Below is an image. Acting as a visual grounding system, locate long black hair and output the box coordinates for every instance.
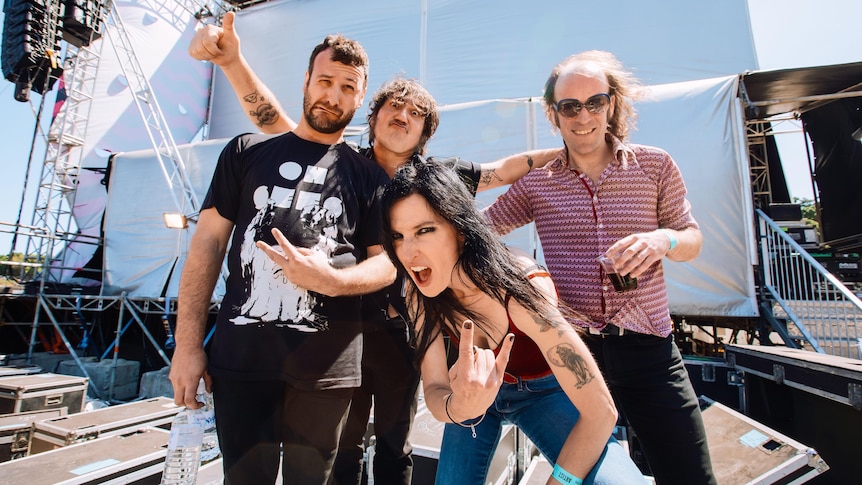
[381,157,569,365]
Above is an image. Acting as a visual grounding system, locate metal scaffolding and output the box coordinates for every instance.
[2,0,231,399]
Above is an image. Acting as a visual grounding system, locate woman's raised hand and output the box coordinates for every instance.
[446,320,515,421]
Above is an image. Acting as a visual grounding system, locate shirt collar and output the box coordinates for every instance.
[608,134,636,170]
[547,134,637,173]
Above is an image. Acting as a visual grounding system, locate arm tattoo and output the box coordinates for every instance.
[479,169,503,187]
[242,90,262,104]
[242,90,280,127]
[530,313,553,333]
[526,156,534,169]
[249,104,280,127]
[530,313,569,339]
[546,343,595,389]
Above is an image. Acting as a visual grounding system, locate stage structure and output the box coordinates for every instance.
[1,0,226,390]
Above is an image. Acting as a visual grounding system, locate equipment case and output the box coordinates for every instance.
[700,396,829,484]
[725,344,862,410]
[517,454,554,485]
[0,365,42,378]
[0,408,67,462]
[725,344,862,484]
[684,355,744,410]
[0,373,88,415]
[408,406,525,485]
[30,396,180,453]
[0,427,169,485]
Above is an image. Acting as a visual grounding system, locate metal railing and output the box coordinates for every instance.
[756,209,862,359]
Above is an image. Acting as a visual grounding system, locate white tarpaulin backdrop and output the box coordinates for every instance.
[102,0,759,317]
[50,0,211,285]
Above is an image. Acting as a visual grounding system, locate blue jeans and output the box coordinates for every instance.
[434,374,646,485]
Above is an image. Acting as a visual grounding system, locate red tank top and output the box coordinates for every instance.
[448,270,554,384]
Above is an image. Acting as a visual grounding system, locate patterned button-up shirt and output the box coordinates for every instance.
[483,135,698,337]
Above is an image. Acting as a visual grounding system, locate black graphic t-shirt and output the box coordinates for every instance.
[204,132,390,389]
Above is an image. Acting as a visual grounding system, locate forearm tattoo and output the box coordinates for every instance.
[242,90,262,103]
[546,343,595,389]
[242,90,280,127]
[526,155,534,169]
[249,104,280,126]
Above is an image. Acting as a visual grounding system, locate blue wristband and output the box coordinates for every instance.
[551,463,583,485]
[664,229,678,251]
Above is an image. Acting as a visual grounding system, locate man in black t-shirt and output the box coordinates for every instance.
[170,34,394,485]
[188,13,558,485]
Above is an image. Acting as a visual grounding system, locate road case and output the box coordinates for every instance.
[0,365,42,378]
[0,373,88,415]
[30,396,180,453]
[725,344,862,484]
[684,355,744,411]
[0,408,67,462]
[725,344,862,410]
[0,427,169,485]
[700,396,829,484]
[408,406,522,485]
[517,454,553,485]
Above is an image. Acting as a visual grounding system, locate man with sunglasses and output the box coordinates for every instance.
[484,51,716,484]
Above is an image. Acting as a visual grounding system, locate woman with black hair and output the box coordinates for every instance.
[379,157,645,485]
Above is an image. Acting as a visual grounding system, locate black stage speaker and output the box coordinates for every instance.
[60,0,104,48]
[1,0,63,101]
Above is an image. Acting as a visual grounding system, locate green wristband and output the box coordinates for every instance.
[551,463,583,485]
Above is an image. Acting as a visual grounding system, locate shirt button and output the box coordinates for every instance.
[602,285,609,291]
[593,195,598,202]
[598,223,604,229]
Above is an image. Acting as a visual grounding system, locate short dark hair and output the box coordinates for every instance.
[307,34,369,89]
[367,77,440,155]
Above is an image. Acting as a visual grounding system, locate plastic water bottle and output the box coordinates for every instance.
[196,379,220,462]
[161,408,204,485]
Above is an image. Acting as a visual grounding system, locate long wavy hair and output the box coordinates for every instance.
[380,157,568,365]
[542,50,642,141]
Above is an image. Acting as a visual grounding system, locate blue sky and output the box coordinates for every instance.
[1,0,861,254]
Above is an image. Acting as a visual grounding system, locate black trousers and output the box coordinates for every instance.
[584,332,718,485]
[212,377,353,485]
[330,325,419,485]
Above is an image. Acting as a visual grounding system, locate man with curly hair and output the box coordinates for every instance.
[188,12,557,484]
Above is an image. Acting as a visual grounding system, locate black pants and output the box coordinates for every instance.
[331,326,419,485]
[212,377,353,485]
[584,332,717,485]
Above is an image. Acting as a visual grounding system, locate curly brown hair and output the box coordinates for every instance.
[366,77,440,155]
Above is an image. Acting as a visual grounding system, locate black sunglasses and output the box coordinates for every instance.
[553,93,611,118]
